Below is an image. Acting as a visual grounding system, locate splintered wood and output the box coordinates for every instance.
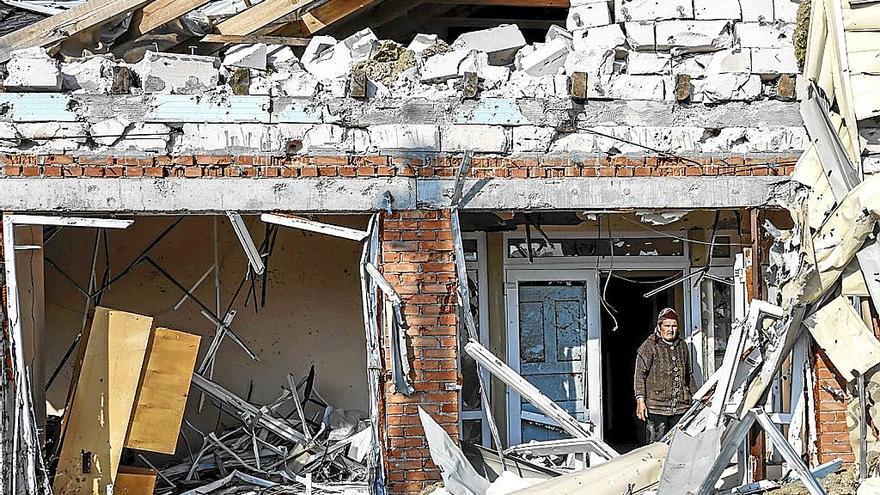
[126,328,202,454]
[53,307,154,495]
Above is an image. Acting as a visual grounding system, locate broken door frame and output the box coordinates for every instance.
[504,268,602,446]
[460,231,492,446]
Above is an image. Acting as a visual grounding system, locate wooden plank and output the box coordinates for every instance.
[114,467,157,495]
[128,0,213,39]
[433,17,558,28]
[295,0,382,35]
[431,0,568,5]
[53,307,153,495]
[215,0,325,35]
[0,0,153,63]
[125,328,201,455]
[201,34,310,45]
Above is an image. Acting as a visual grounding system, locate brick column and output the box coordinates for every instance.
[379,210,460,494]
[812,346,856,464]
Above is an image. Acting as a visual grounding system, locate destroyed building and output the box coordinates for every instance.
[1,0,880,494]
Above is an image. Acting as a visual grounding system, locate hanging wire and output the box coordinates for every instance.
[618,216,751,247]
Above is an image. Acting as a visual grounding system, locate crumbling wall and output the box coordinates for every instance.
[43,215,371,442]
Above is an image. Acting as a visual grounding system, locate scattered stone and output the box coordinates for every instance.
[615,0,694,22]
[266,45,299,69]
[407,33,439,54]
[61,56,115,93]
[751,46,799,74]
[673,53,713,76]
[694,0,741,20]
[706,48,751,73]
[90,117,129,146]
[302,29,378,80]
[735,22,795,48]
[273,70,321,97]
[674,74,691,101]
[3,47,62,91]
[352,41,417,86]
[570,71,588,99]
[350,72,368,98]
[228,67,250,95]
[623,21,656,50]
[458,71,479,99]
[655,20,733,54]
[589,74,666,100]
[567,0,613,31]
[452,24,526,65]
[224,44,267,70]
[627,52,671,74]
[520,37,570,76]
[775,74,796,100]
[134,51,220,94]
[546,25,573,43]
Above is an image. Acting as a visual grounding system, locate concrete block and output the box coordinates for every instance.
[61,56,115,94]
[546,25,573,43]
[440,124,508,152]
[248,71,272,96]
[615,0,693,21]
[453,24,527,65]
[16,122,87,151]
[573,23,626,51]
[266,45,299,69]
[342,28,380,64]
[513,126,557,152]
[472,52,511,83]
[421,49,473,82]
[750,46,798,74]
[116,123,171,153]
[567,1,613,30]
[0,122,19,151]
[368,124,440,151]
[672,53,713,76]
[3,47,62,91]
[698,73,762,101]
[735,22,795,48]
[694,0,741,20]
[626,52,671,74]
[773,0,799,22]
[302,29,377,80]
[407,33,439,54]
[589,74,666,100]
[224,44,267,70]
[520,37,571,76]
[302,35,337,68]
[175,123,280,153]
[549,132,596,152]
[134,51,220,94]
[564,48,615,76]
[739,0,774,21]
[743,126,807,152]
[273,69,322,97]
[623,22,655,50]
[91,117,129,146]
[706,48,751,73]
[655,20,732,52]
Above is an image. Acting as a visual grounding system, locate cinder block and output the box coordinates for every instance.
[751,46,798,74]
[440,125,508,152]
[735,22,795,48]
[694,0,741,20]
[61,56,115,93]
[615,0,693,21]
[627,52,671,74]
[567,1,613,31]
[3,47,62,91]
[519,38,571,76]
[452,24,526,65]
[655,20,733,52]
[368,124,440,151]
[134,51,220,94]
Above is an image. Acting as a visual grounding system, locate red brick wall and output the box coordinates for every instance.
[379,211,459,494]
[0,154,799,179]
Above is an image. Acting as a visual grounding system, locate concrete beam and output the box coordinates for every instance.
[0,176,791,212]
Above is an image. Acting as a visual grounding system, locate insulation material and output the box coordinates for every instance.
[419,406,490,495]
[804,296,880,383]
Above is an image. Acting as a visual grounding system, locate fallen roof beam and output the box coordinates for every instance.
[283,0,382,36]
[215,0,328,36]
[127,0,213,39]
[261,213,369,241]
[6,214,133,229]
[0,0,154,63]
[433,17,559,29]
[201,34,310,45]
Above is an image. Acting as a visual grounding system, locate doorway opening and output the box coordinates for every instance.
[599,270,681,453]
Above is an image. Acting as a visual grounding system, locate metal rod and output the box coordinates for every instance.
[858,371,868,480]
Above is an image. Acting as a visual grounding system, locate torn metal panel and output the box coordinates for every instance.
[358,213,383,495]
[226,211,266,276]
[657,426,723,494]
[261,213,369,242]
[384,299,414,396]
[419,406,491,495]
[800,89,861,198]
[509,442,667,495]
[804,296,880,383]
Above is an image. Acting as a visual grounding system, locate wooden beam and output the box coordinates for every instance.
[201,34,310,45]
[215,0,327,36]
[0,0,154,63]
[430,0,569,6]
[286,0,383,35]
[127,0,213,39]
[433,16,559,29]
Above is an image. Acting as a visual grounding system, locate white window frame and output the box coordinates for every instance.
[460,232,491,446]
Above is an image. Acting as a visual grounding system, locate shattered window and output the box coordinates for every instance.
[507,237,683,258]
[463,239,479,262]
[700,279,733,373]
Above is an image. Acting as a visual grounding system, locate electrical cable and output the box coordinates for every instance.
[618,215,751,247]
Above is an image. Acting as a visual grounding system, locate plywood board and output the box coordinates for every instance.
[53,307,154,495]
[115,466,157,495]
[125,328,201,454]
